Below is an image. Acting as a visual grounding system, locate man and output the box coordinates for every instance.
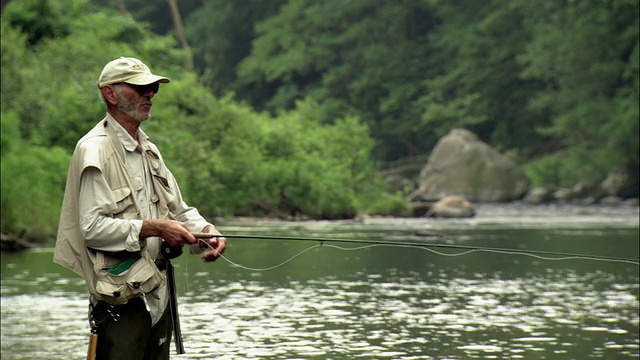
[54,57,227,359]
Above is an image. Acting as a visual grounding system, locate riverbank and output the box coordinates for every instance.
[0,233,40,252]
[3,202,638,252]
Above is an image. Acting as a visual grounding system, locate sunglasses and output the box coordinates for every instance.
[115,82,160,95]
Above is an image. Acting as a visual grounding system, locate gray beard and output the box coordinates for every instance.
[116,91,150,122]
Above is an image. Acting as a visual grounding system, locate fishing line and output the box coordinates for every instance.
[213,242,324,272]
[197,234,640,271]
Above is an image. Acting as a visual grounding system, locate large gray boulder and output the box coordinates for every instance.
[411,128,529,202]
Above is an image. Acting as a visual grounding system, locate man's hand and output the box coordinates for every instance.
[141,219,197,247]
[200,225,227,262]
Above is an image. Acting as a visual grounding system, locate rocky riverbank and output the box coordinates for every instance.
[0,232,39,252]
[3,201,638,252]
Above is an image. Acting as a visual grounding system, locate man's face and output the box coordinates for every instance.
[113,82,158,123]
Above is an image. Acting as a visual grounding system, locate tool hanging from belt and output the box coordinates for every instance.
[162,241,185,354]
[87,303,120,360]
[87,328,98,360]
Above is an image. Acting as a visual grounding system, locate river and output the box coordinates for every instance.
[1,204,638,359]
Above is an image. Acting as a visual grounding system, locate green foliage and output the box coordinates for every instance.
[185,0,637,193]
[87,0,639,195]
[1,112,70,236]
[2,0,638,239]
[419,0,548,152]
[143,72,403,218]
[185,0,287,96]
[1,111,21,155]
[1,0,75,45]
[516,0,639,188]
[165,97,399,219]
[1,0,401,235]
[2,0,186,149]
[523,149,610,190]
[1,25,28,111]
[144,83,263,216]
[235,0,438,159]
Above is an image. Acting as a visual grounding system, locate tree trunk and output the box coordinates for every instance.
[167,0,194,72]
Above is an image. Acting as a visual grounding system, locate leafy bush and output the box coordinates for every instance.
[523,149,608,190]
[1,0,406,239]
[1,112,70,236]
[149,96,402,219]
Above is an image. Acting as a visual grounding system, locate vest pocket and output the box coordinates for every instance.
[111,186,136,219]
[94,254,165,305]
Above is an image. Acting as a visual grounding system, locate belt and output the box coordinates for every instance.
[154,258,168,271]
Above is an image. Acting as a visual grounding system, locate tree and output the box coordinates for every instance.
[185,0,287,97]
[235,0,442,160]
[418,0,550,153]
[517,0,639,188]
[0,0,189,235]
[1,0,403,237]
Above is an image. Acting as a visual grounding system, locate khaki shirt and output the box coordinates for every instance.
[56,114,212,325]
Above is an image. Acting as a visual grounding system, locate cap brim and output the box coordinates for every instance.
[125,74,171,85]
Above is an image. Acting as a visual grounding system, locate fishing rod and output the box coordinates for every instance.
[193,232,640,266]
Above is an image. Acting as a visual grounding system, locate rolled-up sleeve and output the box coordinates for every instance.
[79,166,143,252]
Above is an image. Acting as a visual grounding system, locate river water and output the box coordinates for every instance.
[1,204,638,359]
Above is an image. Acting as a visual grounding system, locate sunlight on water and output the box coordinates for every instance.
[1,266,639,359]
[1,206,638,359]
[171,268,639,359]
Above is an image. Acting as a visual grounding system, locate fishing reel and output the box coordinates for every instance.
[160,241,183,259]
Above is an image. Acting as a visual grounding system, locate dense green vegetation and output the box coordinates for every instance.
[183,0,638,170]
[1,0,638,237]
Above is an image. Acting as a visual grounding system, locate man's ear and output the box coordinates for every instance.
[102,85,118,105]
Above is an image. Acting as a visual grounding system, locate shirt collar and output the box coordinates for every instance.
[104,113,151,152]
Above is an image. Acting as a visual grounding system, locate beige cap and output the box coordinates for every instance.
[97,57,170,88]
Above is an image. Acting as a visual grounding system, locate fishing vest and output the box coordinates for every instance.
[54,116,174,301]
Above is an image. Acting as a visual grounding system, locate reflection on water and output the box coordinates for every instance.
[175,270,639,360]
[1,205,639,359]
[1,266,638,359]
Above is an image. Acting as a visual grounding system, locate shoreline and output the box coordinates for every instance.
[3,202,638,252]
